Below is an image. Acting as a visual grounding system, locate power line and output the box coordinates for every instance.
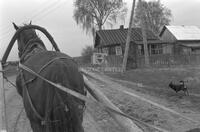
[0,0,58,32]
[29,0,61,21]
[34,1,67,22]
[0,0,64,41]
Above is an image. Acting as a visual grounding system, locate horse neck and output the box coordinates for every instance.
[20,38,46,63]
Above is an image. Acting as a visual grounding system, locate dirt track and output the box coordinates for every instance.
[4,75,121,132]
[84,70,200,132]
[4,75,103,132]
[3,71,200,132]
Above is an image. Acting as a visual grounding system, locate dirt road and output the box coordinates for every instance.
[4,75,103,132]
[3,75,123,132]
[84,70,200,132]
[3,71,200,132]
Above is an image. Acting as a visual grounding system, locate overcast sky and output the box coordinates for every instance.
[1,0,200,61]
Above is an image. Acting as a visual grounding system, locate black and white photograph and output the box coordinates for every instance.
[0,0,200,132]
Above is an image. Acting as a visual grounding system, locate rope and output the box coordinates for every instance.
[13,107,24,132]
[3,76,17,88]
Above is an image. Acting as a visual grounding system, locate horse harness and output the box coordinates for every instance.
[20,57,74,127]
[19,40,84,127]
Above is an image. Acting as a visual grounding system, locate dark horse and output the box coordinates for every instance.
[13,22,86,132]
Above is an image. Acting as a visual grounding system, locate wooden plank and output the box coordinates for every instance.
[82,69,143,132]
[0,64,7,132]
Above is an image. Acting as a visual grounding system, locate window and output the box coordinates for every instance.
[115,46,122,55]
[97,48,102,53]
[102,47,108,55]
[151,44,163,54]
[137,45,143,55]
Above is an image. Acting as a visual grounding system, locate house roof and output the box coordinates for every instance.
[95,27,163,47]
[160,25,200,41]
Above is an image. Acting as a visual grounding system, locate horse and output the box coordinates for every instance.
[13,22,86,132]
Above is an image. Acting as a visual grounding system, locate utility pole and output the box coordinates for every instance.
[140,2,149,67]
[141,21,150,67]
[122,0,136,72]
[0,63,7,132]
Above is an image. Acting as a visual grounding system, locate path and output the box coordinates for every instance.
[3,75,103,132]
[84,70,200,132]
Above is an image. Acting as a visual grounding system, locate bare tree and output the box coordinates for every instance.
[73,0,127,34]
[134,0,172,35]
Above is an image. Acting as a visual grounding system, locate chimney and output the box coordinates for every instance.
[120,25,124,30]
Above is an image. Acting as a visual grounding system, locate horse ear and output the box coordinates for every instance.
[12,22,19,30]
[29,20,32,25]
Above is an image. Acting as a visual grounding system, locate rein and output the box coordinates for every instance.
[19,62,170,132]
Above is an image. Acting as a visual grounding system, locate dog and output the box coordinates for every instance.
[169,80,189,95]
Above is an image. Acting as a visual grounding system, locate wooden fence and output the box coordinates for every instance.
[137,53,200,67]
[103,55,123,67]
[87,53,200,72]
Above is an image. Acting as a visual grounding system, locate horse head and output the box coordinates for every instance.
[12,21,45,58]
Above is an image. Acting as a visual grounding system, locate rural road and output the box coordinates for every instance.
[3,75,103,132]
[83,70,200,132]
[3,70,200,132]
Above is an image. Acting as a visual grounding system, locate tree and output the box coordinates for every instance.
[134,0,172,35]
[81,45,94,63]
[73,0,127,34]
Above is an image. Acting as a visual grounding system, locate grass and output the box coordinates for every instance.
[105,67,200,94]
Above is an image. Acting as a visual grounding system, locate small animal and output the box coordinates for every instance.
[169,80,189,95]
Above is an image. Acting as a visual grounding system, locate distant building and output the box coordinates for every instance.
[93,25,165,68]
[159,25,200,54]
[94,25,165,56]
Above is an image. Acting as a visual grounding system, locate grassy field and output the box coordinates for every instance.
[106,67,200,94]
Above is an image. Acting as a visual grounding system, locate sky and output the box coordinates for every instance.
[0,0,200,61]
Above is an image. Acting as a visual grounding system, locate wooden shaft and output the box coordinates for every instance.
[0,64,7,132]
[82,69,143,132]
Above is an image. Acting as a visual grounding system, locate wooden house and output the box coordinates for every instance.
[159,25,200,54]
[94,25,165,69]
[94,25,165,56]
